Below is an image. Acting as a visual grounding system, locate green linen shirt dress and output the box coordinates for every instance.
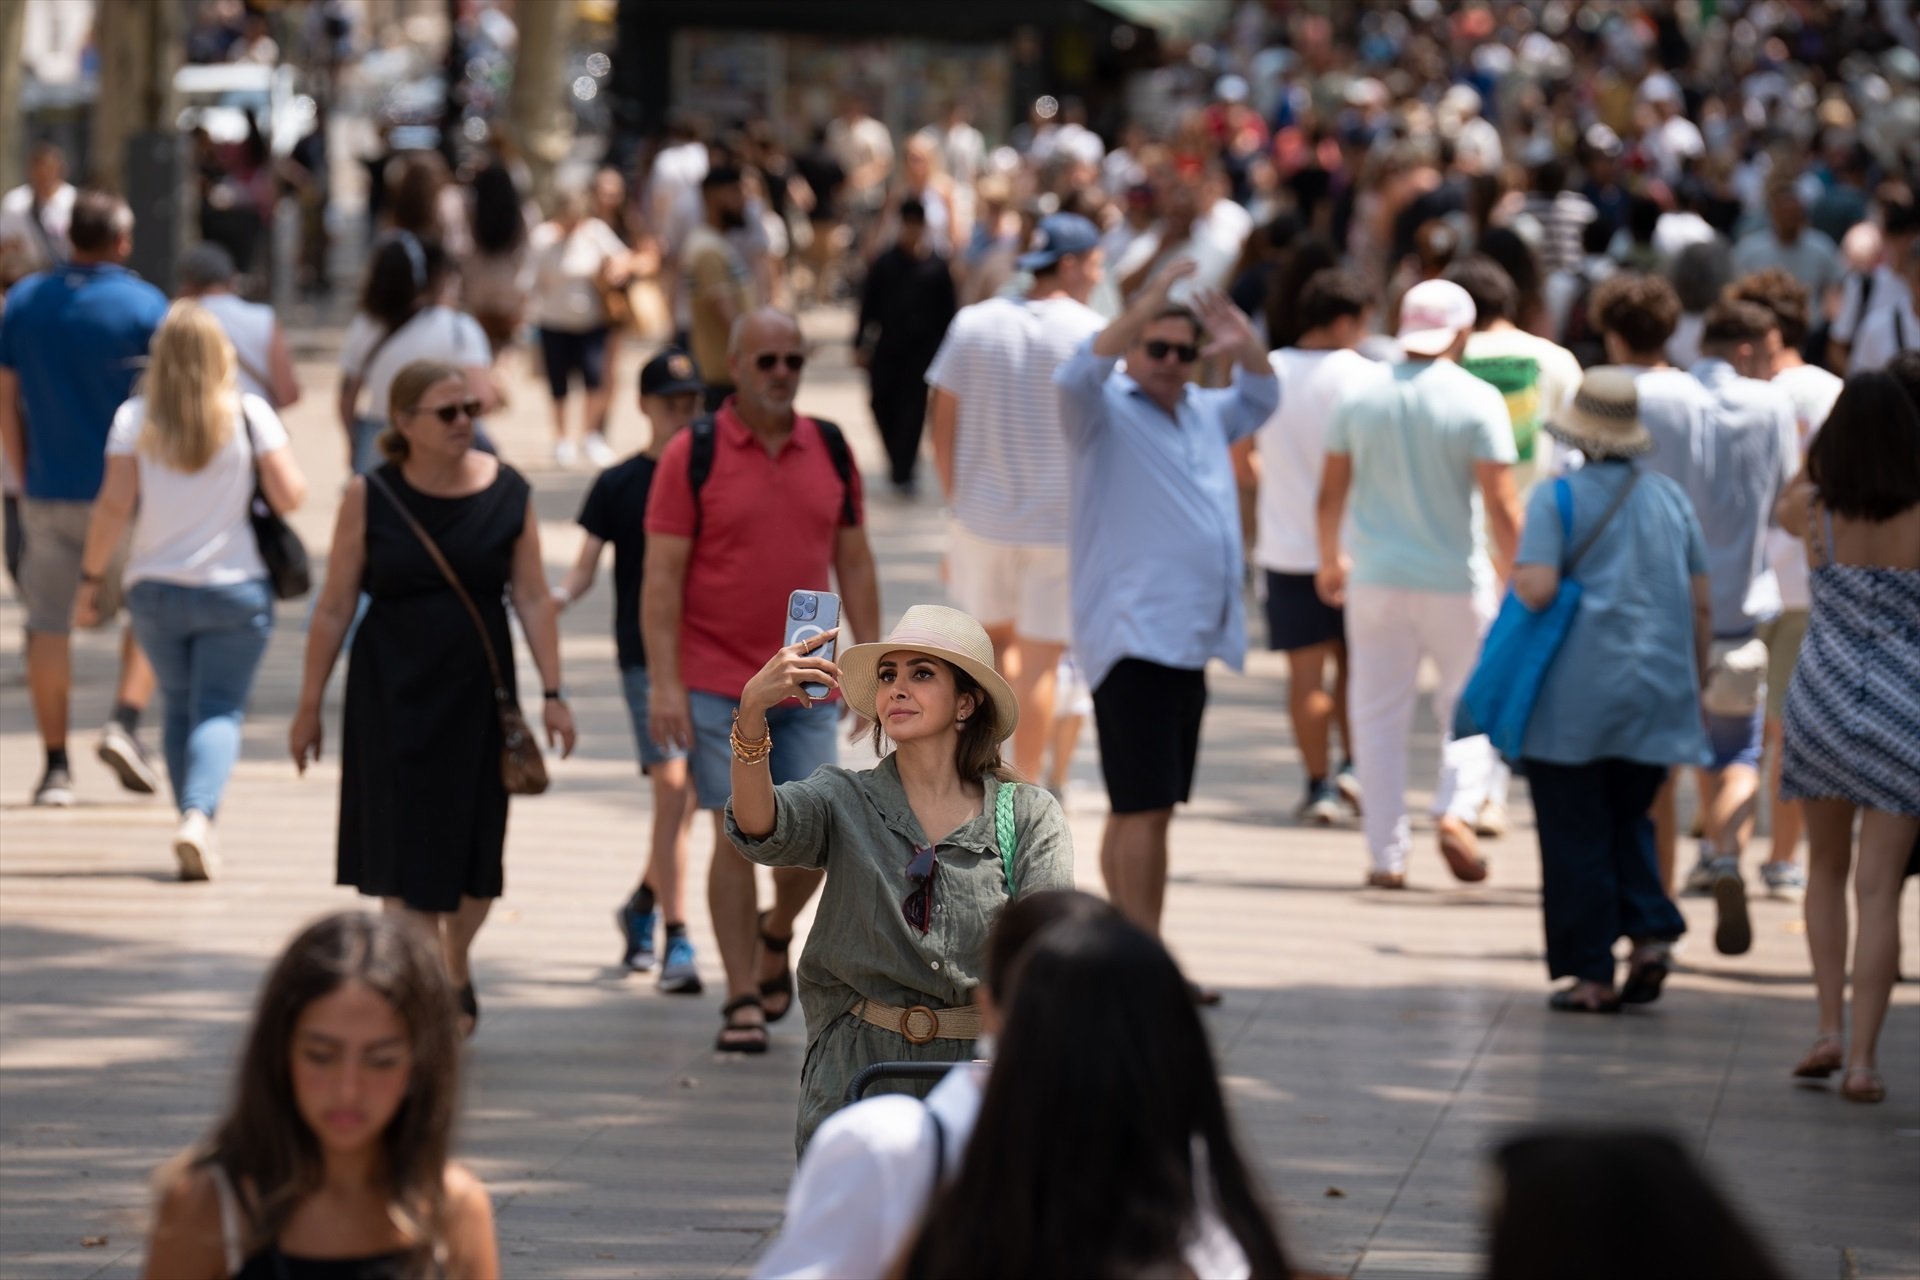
[725,755,1073,1153]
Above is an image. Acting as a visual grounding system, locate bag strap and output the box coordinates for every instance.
[687,415,718,537]
[354,306,426,414]
[1563,469,1640,574]
[924,1101,948,1188]
[206,1164,247,1279]
[995,782,1017,896]
[812,418,859,526]
[688,414,857,538]
[364,469,513,703]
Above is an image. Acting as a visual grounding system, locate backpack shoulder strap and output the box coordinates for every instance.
[995,781,1017,896]
[686,415,718,538]
[810,417,859,526]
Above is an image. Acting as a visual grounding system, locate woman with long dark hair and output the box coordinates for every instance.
[726,606,1072,1147]
[463,156,531,355]
[140,911,497,1279]
[1778,367,1920,1104]
[894,914,1291,1279]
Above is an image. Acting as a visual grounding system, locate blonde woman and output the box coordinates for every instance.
[75,301,307,880]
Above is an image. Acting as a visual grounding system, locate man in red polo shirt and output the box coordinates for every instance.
[643,306,881,1054]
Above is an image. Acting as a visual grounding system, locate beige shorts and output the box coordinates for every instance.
[1761,610,1809,722]
[946,522,1070,645]
[19,498,128,633]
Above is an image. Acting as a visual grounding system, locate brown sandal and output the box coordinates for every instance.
[1436,817,1490,883]
[1840,1066,1885,1104]
[1791,1033,1844,1080]
[716,995,769,1054]
[757,911,795,1023]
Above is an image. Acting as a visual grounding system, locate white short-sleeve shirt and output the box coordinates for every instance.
[105,393,291,588]
[338,306,492,422]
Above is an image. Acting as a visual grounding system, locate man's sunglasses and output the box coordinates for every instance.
[1142,340,1199,363]
[754,353,807,372]
[409,400,483,423]
[902,843,938,934]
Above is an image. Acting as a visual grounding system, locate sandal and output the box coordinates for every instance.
[1839,1066,1885,1104]
[1365,870,1407,890]
[1549,985,1621,1014]
[757,911,795,1024]
[1436,818,1490,883]
[457,983,479,1038]
[1620,943,1673,1005]
[716,995,769,1055]
[1791,1033,1844,1080]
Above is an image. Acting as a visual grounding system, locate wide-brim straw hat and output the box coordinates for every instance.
[838,605,1019,745]
[1544,366,1654,459]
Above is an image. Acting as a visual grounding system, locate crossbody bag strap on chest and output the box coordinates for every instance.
[687,415,856,537]
[994,782,1018,896]
[364,470,513,703]
[1561,469,1640,575]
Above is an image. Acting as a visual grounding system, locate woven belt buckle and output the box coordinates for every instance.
[898,1004,939,1045]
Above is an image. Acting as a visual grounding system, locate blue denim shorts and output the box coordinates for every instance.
[620,665,687,773]
[687,690,840,811]
[1705,707,1765,771]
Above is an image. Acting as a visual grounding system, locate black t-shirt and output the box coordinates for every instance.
[577,451,659,670]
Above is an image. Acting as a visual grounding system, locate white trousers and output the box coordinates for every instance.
[1346,584,1497,873]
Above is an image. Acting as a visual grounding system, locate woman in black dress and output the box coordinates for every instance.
[292,359,575,1035]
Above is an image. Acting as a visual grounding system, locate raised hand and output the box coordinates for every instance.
[1191,287,1263,365]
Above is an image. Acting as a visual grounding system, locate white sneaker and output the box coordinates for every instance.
[97,721,161,795]
[583,432,615,467]
[173,810,219,882]
[553,439,579,469]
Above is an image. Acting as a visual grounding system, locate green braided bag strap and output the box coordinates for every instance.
[995,781,1018,897]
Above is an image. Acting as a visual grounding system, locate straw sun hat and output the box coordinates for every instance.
[1544,366,1654,459]
[837,605,1020,745]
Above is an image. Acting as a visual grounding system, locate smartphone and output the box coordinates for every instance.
[783,589,841,701]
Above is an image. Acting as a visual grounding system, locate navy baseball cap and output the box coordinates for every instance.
[640,348,703,397]
[1017,213,1101,272]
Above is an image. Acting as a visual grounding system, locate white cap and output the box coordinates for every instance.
[1397,279,1477,357]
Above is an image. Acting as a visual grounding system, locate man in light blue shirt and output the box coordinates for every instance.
[1054,259,1276,948]
[1316,279,1521,889]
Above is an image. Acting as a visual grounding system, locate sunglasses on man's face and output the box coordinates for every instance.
[902,843,939,934]
[754,352,807,373]
[410,400,483,424]
[1142,340,1199,363]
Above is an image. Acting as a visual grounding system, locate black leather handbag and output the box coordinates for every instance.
[240,400,311,599]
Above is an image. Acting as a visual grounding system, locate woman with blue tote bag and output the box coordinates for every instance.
[1483,369,1712,1013]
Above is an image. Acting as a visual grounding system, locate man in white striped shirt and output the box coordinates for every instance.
[926,213,1106,778]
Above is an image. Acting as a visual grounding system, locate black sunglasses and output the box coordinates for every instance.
[1142,340,1199,363]
[754,352,807,372]
[409,399,483,424]
[902,843,939,934]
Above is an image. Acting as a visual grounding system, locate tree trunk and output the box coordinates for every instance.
[0,0,27,191]
[508,0,576,209]
[90,0,186,193]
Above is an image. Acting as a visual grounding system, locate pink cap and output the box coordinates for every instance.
[1397,279,1477,357]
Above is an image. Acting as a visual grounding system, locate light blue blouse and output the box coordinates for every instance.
[1516,460,1712,767]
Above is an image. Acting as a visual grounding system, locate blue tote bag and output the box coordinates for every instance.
[1456,471,1639,760]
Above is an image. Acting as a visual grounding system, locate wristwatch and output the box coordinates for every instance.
[543,687,567,701]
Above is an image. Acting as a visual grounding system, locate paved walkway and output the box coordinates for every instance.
[2,313,1916,1280]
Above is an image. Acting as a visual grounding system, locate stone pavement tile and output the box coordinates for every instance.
[5,327,1918,1279]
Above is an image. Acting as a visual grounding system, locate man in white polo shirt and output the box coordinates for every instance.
[926,213,1106,778]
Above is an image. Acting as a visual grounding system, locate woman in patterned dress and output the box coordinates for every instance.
[1778,366,1920,1105]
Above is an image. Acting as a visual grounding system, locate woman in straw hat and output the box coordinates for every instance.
[1506,367,1710,1013]
[726,604,1073,1152]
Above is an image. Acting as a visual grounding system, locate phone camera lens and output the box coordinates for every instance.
[792,594,817,621]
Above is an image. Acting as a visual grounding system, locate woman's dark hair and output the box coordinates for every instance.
[868,660,1017,784]
[1806,370,1920,522]
[1477,226,1541,328]
[982,889,1115,1003]
[470,158,526,256]
[358,235,443,331]
[1626,193,1661,245]
[1265,234,1341,349]
[1488,1129,1787,1280]
[1669,239,1733,314]
[898,917,1291,1280]
[386,151,449,239]
[1295,267,1372,335]
[189,912,459,1277]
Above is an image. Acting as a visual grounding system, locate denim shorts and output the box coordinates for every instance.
[1705,706,1765,771]
[620,665,687,773]
[687,690,840,811]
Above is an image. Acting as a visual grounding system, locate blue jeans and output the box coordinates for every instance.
[1524,757,1687,984]
[125,578,274,817]
[687,691,839,811]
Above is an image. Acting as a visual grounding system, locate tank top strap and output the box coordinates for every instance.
[1821,505,1837,567]
[206,1164,247,1278]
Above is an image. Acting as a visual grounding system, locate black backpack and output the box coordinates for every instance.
[686,414,857,536]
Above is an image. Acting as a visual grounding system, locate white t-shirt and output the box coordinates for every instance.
[1765,361,1843,610]
[1846,295,1917,374]
[0,181,75,280]
[106,393,290,588]
[1254,348,1393,573]
[526,217,627,331]
[338,306,492,422]
[1832,264,1911,345]
[924,293,1108,546]
[197,292,278,403]
[648,141,709,254]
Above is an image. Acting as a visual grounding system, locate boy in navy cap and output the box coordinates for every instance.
[553,348,705,991]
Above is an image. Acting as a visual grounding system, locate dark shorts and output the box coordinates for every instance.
[1264,569,1345,652]
[537,325,610,399]
[1092,658,1208,814]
